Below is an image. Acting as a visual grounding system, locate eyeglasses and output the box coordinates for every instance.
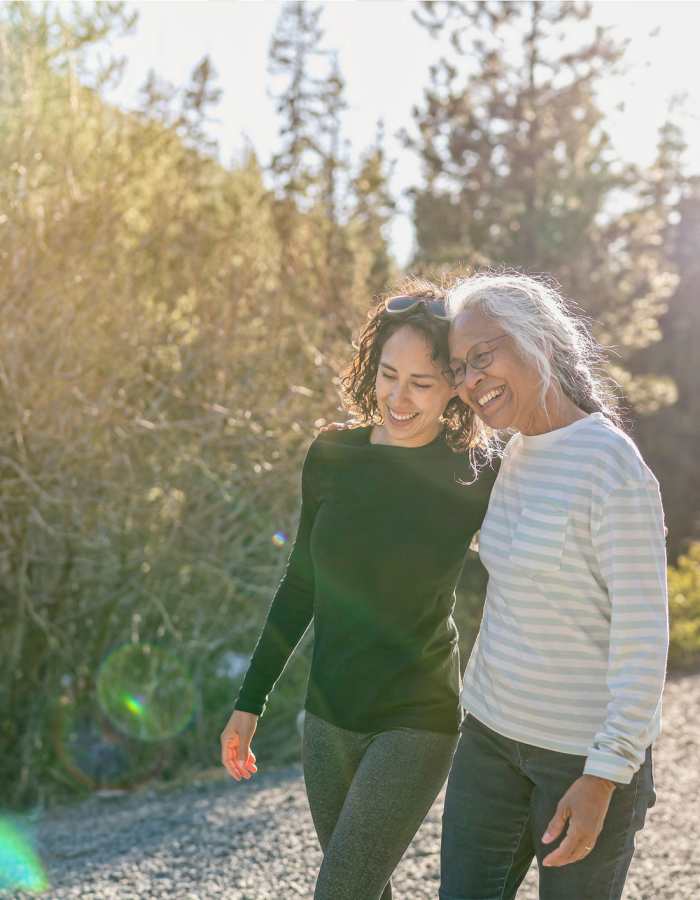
[448,334,509,387]
[384,295,449,320]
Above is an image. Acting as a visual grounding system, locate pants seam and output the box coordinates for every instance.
[499,812,531,900]
[603,772,641,900]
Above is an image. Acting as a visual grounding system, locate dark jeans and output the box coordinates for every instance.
[440,714,656,900]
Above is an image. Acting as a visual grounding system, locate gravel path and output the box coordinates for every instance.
[5,673,699,899]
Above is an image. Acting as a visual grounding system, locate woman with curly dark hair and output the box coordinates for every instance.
[220,279,495,900]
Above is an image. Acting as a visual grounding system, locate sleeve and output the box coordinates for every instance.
[585,475,669,783]
[234,444,319,716]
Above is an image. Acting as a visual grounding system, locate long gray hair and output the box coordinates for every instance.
[447,271,623,456]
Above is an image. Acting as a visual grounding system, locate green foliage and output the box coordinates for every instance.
[267,1,396,325]
[631,120,700,556]
[408,0,700,556]
[408,2,624,265]
[668,544,700,669]
[0,1,393,809]
[0,0,697,811]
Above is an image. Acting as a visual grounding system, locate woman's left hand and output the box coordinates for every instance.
[541,774,616,867]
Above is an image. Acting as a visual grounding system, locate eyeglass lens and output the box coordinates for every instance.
[450,346,495,385]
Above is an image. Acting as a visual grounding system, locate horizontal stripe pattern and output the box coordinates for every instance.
[461,413,669,784]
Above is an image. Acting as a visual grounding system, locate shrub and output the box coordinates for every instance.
[668,542,700,669]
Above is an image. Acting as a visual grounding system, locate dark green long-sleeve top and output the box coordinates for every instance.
[234,426,494,734]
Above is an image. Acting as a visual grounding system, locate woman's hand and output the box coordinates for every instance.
[541,774,616,866]
[220,709,259,782]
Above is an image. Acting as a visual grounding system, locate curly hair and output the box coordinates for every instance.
[340,277,480,454]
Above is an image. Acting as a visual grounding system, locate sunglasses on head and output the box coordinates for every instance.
[384,295,449,320]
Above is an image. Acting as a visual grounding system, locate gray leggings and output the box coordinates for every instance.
[302,710,459,900]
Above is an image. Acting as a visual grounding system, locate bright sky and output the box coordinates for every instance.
[96,0,700,264]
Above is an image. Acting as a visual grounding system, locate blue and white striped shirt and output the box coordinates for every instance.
[461,412,669,783]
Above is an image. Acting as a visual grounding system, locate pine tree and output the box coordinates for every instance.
[181,55,222,148]
[632,113,700,556]
[267,0,396,329]
[268,2,354,317]
[350,121,397,296]
[660,179,700,551]
[406,0,674,409]
[268,1,346,207]
[406,2,624,270]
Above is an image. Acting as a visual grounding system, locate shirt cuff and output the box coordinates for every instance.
[584,750,636,785]
[234,696,266,716]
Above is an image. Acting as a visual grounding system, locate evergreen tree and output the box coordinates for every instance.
[633,132,700,556]
[406,1,624,271]
[268,2,350,316]
[350,121,397,296]
[267,1,395,329]
[181,55,223,148]
[611,107,700,557]
[268,1,346,208]
[406,0,674,410]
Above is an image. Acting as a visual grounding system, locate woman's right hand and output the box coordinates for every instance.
[220,709,259,782]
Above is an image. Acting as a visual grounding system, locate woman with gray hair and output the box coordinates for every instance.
[440,272,668,900]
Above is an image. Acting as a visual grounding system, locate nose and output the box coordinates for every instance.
[456,365,485,405]
[389,381,411,406]
[463,365,486,393]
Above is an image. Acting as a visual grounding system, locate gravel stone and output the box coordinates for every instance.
[4,673,698,898]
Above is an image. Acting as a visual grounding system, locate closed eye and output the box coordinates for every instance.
[381,373,432,390]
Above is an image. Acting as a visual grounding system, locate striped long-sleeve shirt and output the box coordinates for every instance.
[461,412,669,784]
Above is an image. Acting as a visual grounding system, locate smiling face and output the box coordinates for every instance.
[449,308,547,434]
[374,324,456,447]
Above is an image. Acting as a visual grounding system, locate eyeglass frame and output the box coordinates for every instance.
[448,333,510,387]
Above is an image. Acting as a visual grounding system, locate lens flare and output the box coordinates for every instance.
[272,531,288,548]
[122,694,145,718]
[0,818,48,894]
[96,644,196,742]
[53,694,162,790]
